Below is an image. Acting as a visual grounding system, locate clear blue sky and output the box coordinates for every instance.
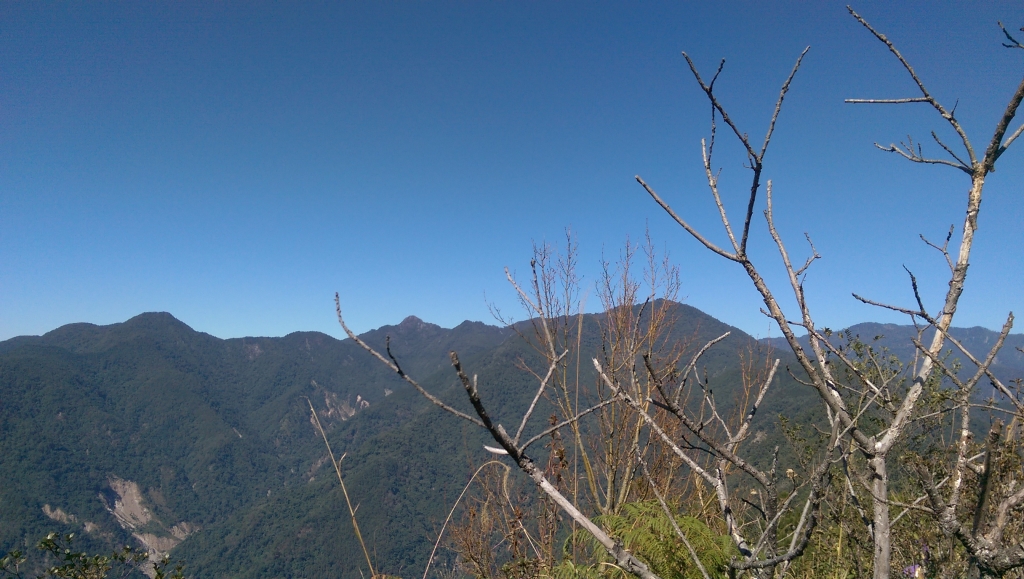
[2,1,1022,341]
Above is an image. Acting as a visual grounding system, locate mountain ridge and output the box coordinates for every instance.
[3,305,1021,578]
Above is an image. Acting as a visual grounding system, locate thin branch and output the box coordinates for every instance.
[920,224,955,273]
[891,476,950,526]
[702,138,741,255]
[750,482,801,558]
[761,48,810,160]
[674,331,732,406]
[847,6,977,166]
[983,73,1024,169]
[920,312,1024,416]
[873,141,973,174]
[681,52,756,159]
[336,295,485,427]
[520,399,617,451]
[845,98,930,104]
[851,293,924,318]
[422,461,509,579]
[905,305,1021,416]
[729,461,830,571]
[305,397,378,579]
[904,266,928,317]
[999,22,1024,49]
[968,404,1023,419]
[594,360,722,486]
[514,349,569,445]
[729,359,780,452]
[635,446,712,579]
[1001,122,1024,151]
[932,130,971,168]
[794,233,820,278]
[635,175,738,261]
[740,46,810,254]
[630,357,772,490]
[450,351,665,579]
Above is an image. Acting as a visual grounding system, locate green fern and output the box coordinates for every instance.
[551,501,733,579]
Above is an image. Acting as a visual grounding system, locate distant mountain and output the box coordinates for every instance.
[764,323,1024,392]
[0,304,812,578]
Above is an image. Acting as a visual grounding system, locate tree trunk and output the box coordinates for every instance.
[870,456,891,579]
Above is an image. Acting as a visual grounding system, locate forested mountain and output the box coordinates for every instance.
[0,312,509,577]
[2,307,1016,577]
[765,322,1024,398]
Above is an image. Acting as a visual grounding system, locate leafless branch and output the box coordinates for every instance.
[902,266,929,318]
[634,446,712,579]
[634,13,1024,577]
[761,47,809,160]
[794,233,820,278]
[873,140,972,174]
[505,264,558,361]
[514,349,569,445]
[730,458,831,571]
[891,476,949,526]
[729,359,780,451]
[702,139,742,255]
[845,98,930,104]
[737,47,810,254]
[681,52,756,160]
[847,6,978,166]
[999,22,1024,49]
[851,293,924,318]
[595,358,757,555]
[1001,121,1024,151]
[982,73,1024,170]
[932,130,972,168]
[520,399,617,451]
[916,456,1024,576]
[920,224,955,273]
[672,331,731,406]
[336,295,485,427]
[305,397,378,578]
[631,356,773,490]
[992,484,1024,543]
[448,351,665,579]
[635,175,738,261]
[917,313,1024,416]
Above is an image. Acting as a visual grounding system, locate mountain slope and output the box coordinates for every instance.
[764,322,1024,395]
[1,304,818,578]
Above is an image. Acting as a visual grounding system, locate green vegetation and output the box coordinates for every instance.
[552,502,735,579]
[2,307,1020,577]
[1,533,183,579]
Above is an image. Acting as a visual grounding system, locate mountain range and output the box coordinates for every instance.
[1,304,1019,578]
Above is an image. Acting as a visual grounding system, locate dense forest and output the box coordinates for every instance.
[2,305,1021,578]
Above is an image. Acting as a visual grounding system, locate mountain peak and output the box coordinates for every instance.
[121,311,197,333]
[399,315,426,329]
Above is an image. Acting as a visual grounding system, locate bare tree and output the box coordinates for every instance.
[337,239,833,579]
[636,6,1024,579]
[336,254,668,579]
[334,7,1024,579]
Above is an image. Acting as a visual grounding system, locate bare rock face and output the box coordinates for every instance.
[42,504,77,524]
[310,379,370,423]
[99,476,198,578]
[102,477,152,529]
[243,342,263,360]
[169,522,197,540]
[42,504,111,541]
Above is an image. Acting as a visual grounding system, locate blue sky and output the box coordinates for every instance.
[2,1,1022,341]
